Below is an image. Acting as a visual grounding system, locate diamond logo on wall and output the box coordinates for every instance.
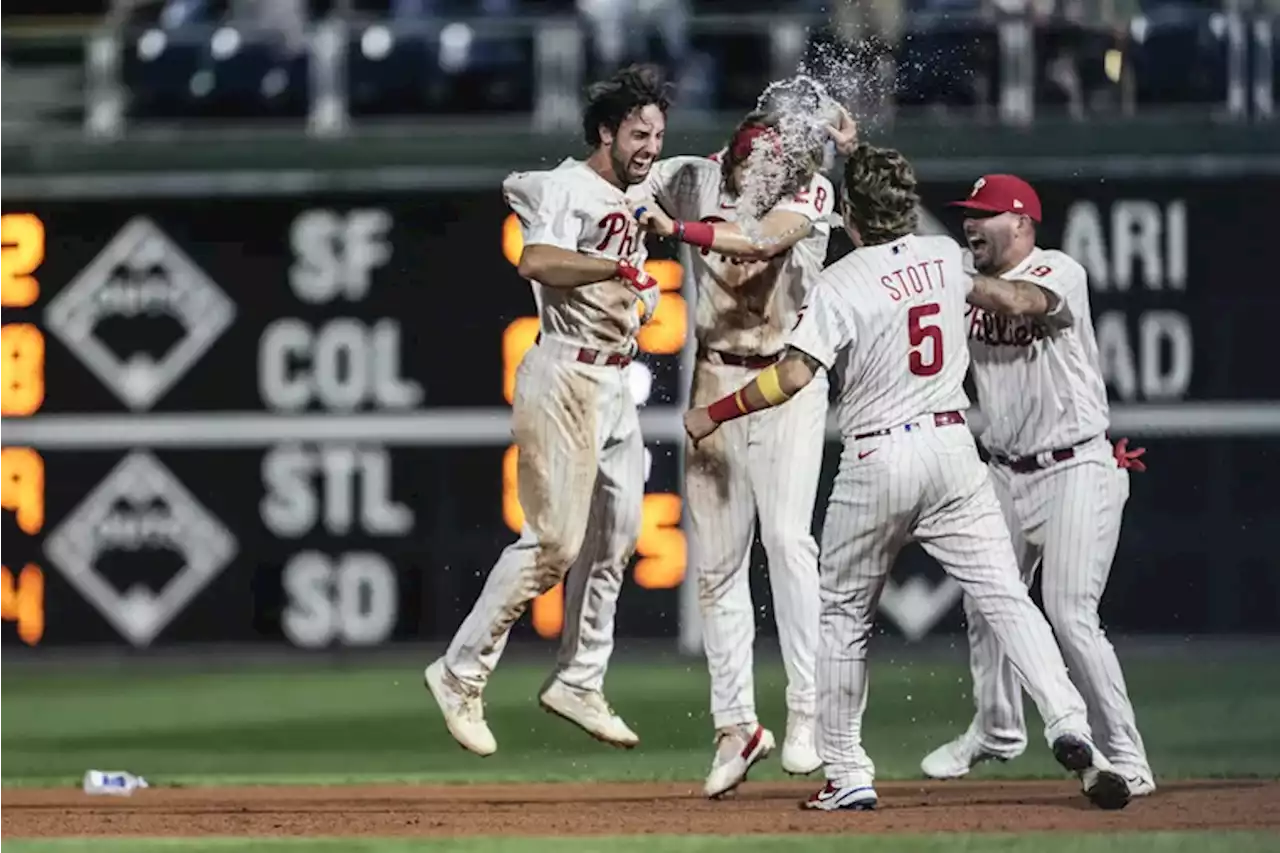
[44,452,238,647]
[44,217,235,410]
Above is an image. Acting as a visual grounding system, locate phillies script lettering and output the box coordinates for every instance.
[966,306,1049,347]
[880,260,946,302]
[595,212,639,257]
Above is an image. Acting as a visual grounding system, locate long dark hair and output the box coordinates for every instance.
[582,64,673,147]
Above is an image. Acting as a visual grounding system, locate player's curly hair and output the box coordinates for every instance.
[720,111,822,206]
[582,64,673,147]
[842,142,919,245]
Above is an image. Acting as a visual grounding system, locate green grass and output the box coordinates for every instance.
[3,833,1278,853]
[3,651,1279,787]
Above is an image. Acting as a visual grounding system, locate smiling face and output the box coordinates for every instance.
[601,104,666,186]
[962,210,1031,274]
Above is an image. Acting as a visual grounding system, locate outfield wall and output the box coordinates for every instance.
[2,163,1277,651]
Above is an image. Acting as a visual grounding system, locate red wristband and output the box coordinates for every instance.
[677,220,715,249]
[707,390,749,424]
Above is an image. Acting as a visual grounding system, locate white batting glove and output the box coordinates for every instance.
[616,259,661,324]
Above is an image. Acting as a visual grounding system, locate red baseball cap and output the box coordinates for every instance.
[948,174,1042,223]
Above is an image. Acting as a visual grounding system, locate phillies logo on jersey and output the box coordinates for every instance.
[967,306,1049,347]
[595,211,639,257]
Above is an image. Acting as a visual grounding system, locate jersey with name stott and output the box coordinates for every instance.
[504,158,651,351]
[787,234,973,439]
[966,247,1109,457]
[646,156,833,357]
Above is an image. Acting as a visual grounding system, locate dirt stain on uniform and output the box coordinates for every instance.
[686,361,733,503]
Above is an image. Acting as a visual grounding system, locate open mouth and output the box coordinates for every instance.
[968,236,988,253]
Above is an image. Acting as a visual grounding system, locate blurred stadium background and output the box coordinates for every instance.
[1,0,1278,803]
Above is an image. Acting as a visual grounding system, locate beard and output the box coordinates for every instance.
[610,142,647,186]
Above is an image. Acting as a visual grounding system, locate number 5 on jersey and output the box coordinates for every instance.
[908,303,943,377]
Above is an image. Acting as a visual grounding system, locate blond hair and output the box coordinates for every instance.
[842,143,919,245]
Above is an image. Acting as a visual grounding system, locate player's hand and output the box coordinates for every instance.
[616,259,661,324]
[1113,437,1147,472]
[631,200,676,238]
[825,104,858,156]
[684,407,719,445]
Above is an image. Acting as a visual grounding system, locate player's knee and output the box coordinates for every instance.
[531,537,582,590]
[760,528,818,576]
[1044,592,1103,641]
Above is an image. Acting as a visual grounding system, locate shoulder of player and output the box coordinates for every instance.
[1028,248,1086,278]
[807,172,835,195]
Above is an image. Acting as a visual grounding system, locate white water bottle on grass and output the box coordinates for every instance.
[83,770,148,796]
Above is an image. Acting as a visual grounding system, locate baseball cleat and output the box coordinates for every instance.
[538,678,639,749]
[423,658,496,757]
[704,724,776,799]
[920,727,1022,779]
[1052,734,1130,810]
[803,781,878,811]
[1115,767,1157,797]
[780,714,822,776]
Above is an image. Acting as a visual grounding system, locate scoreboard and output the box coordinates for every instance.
[5,171,1279,648]
[0,193,691,649]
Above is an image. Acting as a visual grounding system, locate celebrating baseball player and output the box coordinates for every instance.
[424,65,670,756]
[683,143,1131,812]
[631,90,857,798]
[919,174,1154,796]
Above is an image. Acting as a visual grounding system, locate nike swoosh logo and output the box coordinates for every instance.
[858,449,877,460]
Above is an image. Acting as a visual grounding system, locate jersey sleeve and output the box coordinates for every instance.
[772,173,835,228]
[642,156,711,221]
[785,274,853,370]
[503,171,582,251]
[1018,252,1087,308]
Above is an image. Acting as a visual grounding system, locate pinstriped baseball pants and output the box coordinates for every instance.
[815,420,1092,788]
[445,338,644,694]
[963,436,1151,773]
[685,358,826,730]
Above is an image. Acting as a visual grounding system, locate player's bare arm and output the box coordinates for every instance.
[683,347,821,444]
[518,242,660,320]
[516,243,626,288]
[968,274,1074,330]
[633,201,812,262]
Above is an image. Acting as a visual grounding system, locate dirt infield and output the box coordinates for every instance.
[4,779,1279,838]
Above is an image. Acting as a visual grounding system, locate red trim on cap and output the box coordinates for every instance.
[730,125,782,162]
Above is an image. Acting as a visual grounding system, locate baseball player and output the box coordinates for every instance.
[684,143,1131,812]
[919,174,1155,797]
[424,65,669,756]
[632,99,856,798]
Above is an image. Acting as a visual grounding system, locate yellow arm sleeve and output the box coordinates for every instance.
[756,364,794,406]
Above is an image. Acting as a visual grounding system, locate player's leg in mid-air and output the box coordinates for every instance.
[686,360,773,797]
[425,343,636,755]
[750,367,826,776]
[910,426,1130,810]
[542,370,645,747]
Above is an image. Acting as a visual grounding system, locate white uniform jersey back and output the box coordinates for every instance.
[787,234,973,438]
[645,156,833,356]
[966,247,1109,457]
[503,158,651,351]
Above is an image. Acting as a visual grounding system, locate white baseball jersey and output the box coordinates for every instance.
[788,234,972,438]
[966,247,1110,457]
[645,156,833,356]
[504,158,652,350]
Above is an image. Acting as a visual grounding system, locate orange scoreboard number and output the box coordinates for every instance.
[1,213,49,644]
[501,213,688,638]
